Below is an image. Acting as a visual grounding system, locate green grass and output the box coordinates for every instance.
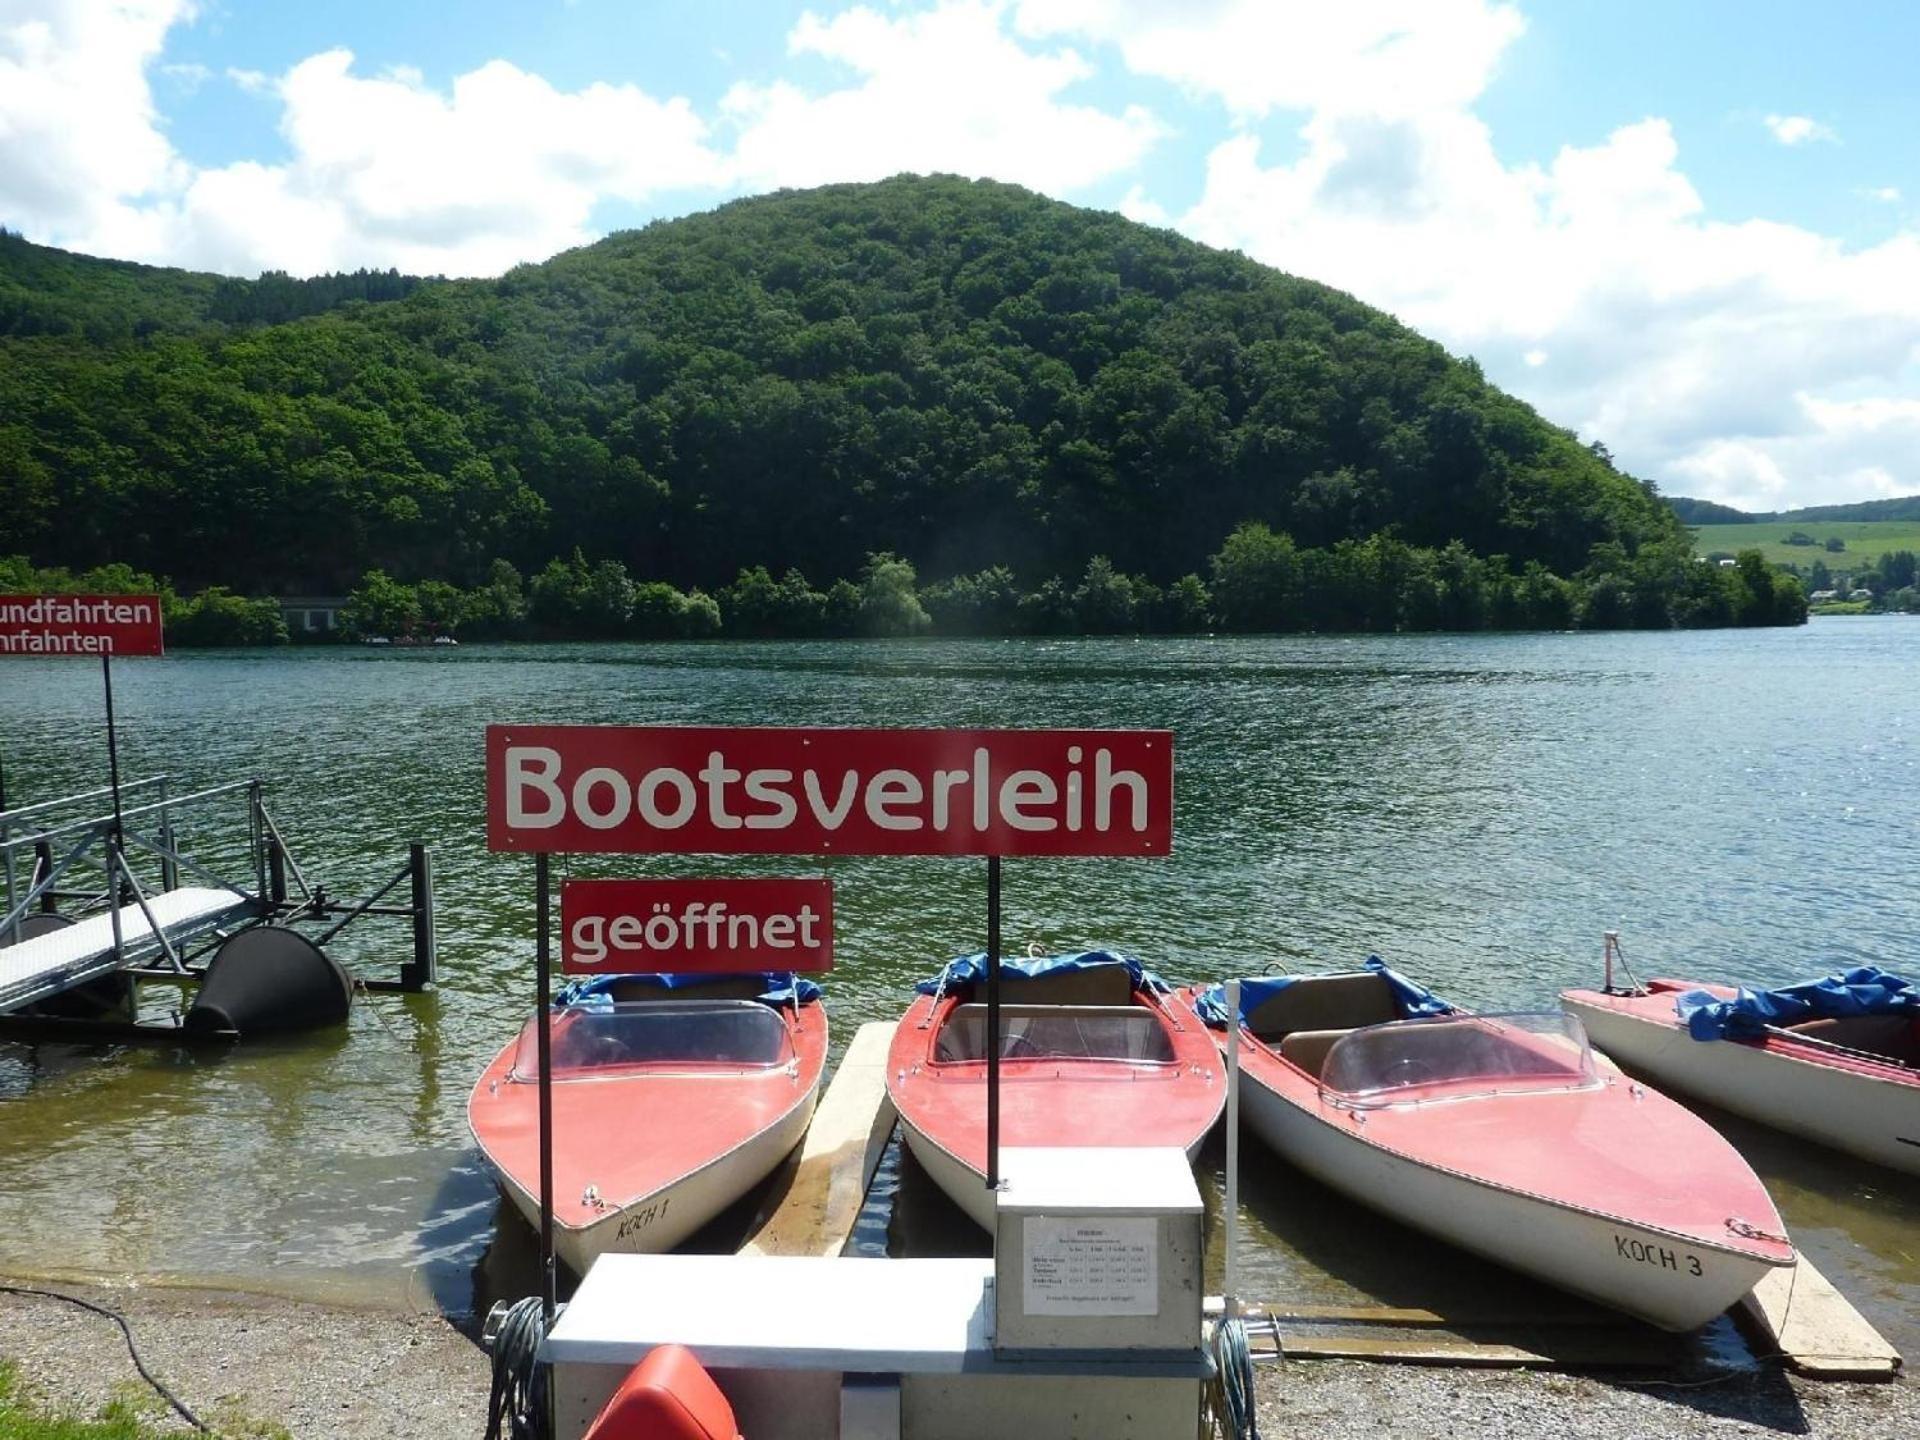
[0,1364,290,1440]
[0,1365,164,1440]
[1690,519,1920,567]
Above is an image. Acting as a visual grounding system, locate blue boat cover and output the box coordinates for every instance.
[913,949,1169,996]
[1675,966,1917,1041]
[557,971,822,1010]
[1192,957,1456,1030]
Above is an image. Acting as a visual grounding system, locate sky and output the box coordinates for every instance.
[3,1,1917,513]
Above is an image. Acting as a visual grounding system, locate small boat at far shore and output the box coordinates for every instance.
[1563,965,1920,1176]
[468,972,827,1274]
[887,951,1225,1230]
[1184,961,1794,1332]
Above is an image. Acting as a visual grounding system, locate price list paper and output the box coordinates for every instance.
[1021,1217,1160,1316]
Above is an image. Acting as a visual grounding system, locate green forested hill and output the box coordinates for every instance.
[0,229,428,342]
[2,176,1690,604]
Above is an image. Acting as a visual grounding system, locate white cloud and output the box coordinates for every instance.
[74,47,726,276]
[1015,0,1525,120]
[159,59,208,92]
[1181,109,1920,507]
[1117,183,1168,226]
[4,8,723,275]
[1763,113,1836,146]
[1668,440,1792,510]
[1121,6,1920,511]
[720,2,1162,193]
[1865,185,1901,203]
[0,0,192,239]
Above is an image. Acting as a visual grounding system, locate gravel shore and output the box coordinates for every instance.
[0,1278,489,1439]
[1,1275,1910,1439]
[1258,1359,1915,1440]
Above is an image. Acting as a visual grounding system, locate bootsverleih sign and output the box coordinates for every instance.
[485,725,1172,857]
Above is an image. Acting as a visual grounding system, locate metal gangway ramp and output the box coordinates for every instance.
[0,885,254,1013]
[0,777,266,1016]
[1,773,436,1036]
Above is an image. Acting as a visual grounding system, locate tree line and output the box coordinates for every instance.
[0,556,289,646]
[1,520,1805,648]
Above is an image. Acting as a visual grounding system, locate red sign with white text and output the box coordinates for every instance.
[561,877,833,975]
[486,726,1173,857]
[0,594,164,658]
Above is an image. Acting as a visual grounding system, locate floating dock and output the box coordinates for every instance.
[0,885,251,1013]
[0,774,434,1036]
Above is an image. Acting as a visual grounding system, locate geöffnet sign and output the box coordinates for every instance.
[561,877,832,975]
[485,725,1172,857]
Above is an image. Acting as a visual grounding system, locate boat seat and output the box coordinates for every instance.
[987,966,1134,1007]
[1275,1027,1354,1078]
[1787,1015,1920,1065]
[1246,973,1398,1042]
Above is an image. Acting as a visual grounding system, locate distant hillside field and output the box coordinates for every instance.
[1690,520,1920,567]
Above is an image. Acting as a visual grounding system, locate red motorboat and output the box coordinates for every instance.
[886,951,1225,1229]
[469,973,828,1274]
[1564,965,1920,1176]
[1185,963,1794,1331]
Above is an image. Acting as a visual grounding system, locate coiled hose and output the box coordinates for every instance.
[1207,1314,1261,1440]
[484,1297,553,1440]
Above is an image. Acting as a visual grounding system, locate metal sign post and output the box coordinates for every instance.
[984,854,1002,1191]
[101,656,126,850]
[102,655,128,955]
[535,852,557,1323]
[1224,978,1242,1317]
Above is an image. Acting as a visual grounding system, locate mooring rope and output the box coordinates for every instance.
[484,1296,553,1440]
[0,1283,210,1433]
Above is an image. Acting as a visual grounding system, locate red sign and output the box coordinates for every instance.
[486,726,1173,857]
[0,594,165,658]
[561,877,833,975]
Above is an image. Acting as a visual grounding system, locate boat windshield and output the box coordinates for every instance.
[510,1000,792,1081]
[1320,1012,1601,1109]
[935,1004,1176,1064]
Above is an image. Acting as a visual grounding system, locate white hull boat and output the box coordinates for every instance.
[1563,975,1920,1177]
[1187,966,1794,1332]
[469,976,827,1274]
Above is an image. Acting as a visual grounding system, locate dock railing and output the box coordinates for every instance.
[0,775,434,1020]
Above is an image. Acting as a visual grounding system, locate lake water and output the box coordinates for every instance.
[1,621,1915,1353]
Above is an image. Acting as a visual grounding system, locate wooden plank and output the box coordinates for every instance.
[1739,1255,1902,1380]
[739,1021,897,1257]
[1267,1331,1676,1369]
[1214,1299,1610,1329]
